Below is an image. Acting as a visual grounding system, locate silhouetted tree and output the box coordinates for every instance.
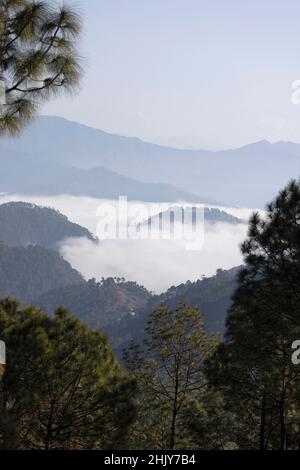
[207,180,300,449]
[0,0,82,135]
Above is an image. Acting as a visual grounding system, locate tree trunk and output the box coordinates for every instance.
[170,359,179,450]
[44,400,55,451]
[279,391,286,450]
[259,394,267,450]
[1,410,19,450]
[170,402,177,450]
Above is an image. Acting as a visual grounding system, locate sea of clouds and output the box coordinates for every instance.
[0,194,260,293]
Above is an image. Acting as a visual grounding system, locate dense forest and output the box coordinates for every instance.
[35,277,152,349]
[0,180,300,449]
[35,269,239,351]
[0,243,84,303]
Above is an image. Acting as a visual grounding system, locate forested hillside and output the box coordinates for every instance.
[0,202,94,249]
[32,267,240,351]
[108,266,240,351]
[0,243,84,303]
[35,277,152,334]
[150,266,240,330]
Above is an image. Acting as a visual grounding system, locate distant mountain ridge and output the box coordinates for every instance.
[0,143,216,204]
[2,116,300,206]
[142,207,246,228]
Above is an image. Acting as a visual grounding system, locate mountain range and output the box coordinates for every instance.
[0,131,216,204]
[2,116,300,207]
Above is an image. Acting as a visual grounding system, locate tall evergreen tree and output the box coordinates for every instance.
[207,180,300,449]
[124,303,218,450]
[0,0,82,135]
[0,299,136,450]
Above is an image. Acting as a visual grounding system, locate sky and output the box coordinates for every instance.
[44,0,300,150]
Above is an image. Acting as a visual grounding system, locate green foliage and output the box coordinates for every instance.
[182,389,238,450]
[0,299,136,449]
[3,180,300,449]
[0,0,82,135]
[207,179,300,450]
[117,267,239,354]
[149,267,240,332]
[124,303,218,450]
[35,277,152,349]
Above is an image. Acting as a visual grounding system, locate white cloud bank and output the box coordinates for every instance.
[0,194,254,293]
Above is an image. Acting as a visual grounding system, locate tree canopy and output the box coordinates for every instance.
[0,0,82,135]
[206,179,300,450]
[124,303,218,449]
[0,299,136,450]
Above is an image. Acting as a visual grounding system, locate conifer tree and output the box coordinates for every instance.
[207,180,300,449]
[124,303,218,450]
[0,299,136,450]
[0,0,82,135]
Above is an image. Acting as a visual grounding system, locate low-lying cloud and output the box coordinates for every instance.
[0,194,253,293]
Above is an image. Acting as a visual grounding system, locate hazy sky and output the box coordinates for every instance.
[44,0,300,150]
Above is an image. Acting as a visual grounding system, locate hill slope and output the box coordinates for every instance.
[0,164,215,203]
[34,267,240,351]
[113,267,240,348]
[149,266,241,330]
[0,202,95,249]
[0,243,84,303]
[34,277,152,347]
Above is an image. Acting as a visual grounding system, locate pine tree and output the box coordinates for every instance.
[0,299,136,450]
[207,180,300,449]
[124,302,218,450]
[0,0,82,135]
